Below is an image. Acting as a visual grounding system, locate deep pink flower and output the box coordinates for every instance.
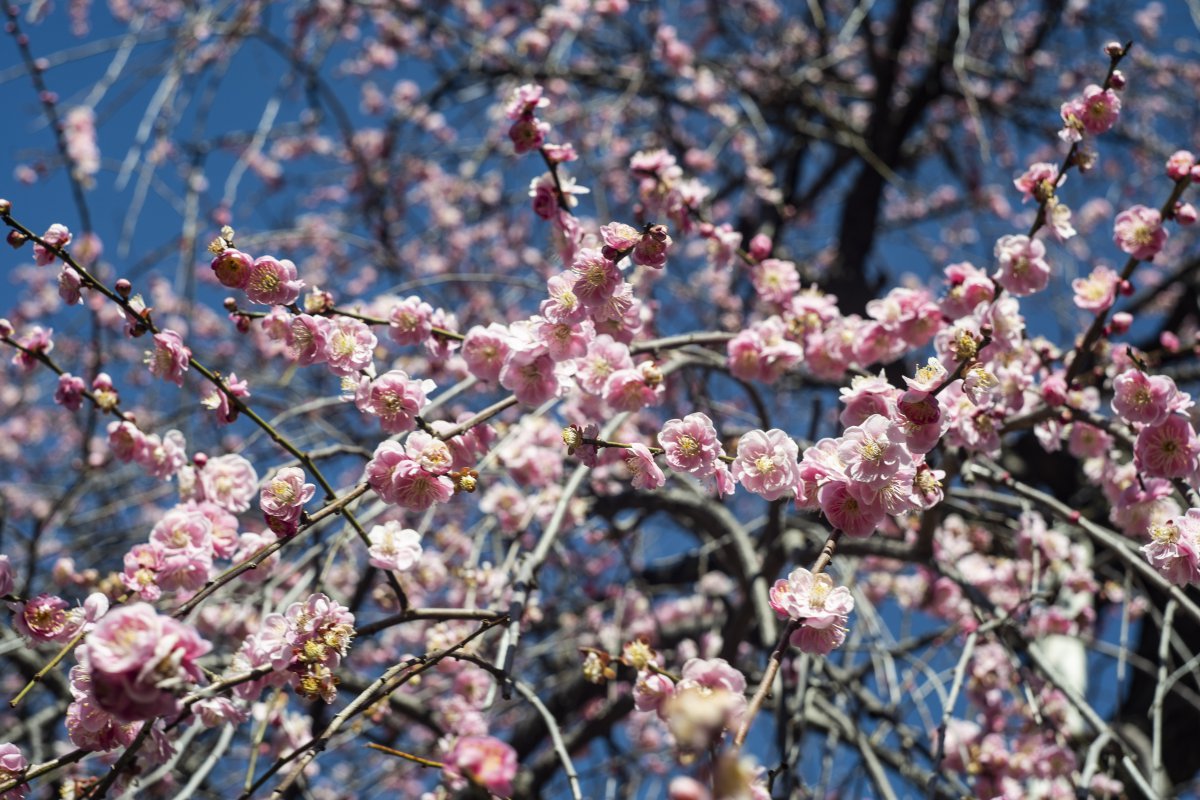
[145,329,191,386]
[86,603,211,721]
[444,736,518,796]
[632,224,672,268]
[1167,150,1196,181]
[500,345,567,406]
[211,248,253,289]
[571,248,622,313]
[1013,162,1060,202]
[365,442,454,510]
[1135,415,1199,479]
[12,594,79,643]
[1113,205,1167,260]
[658,413,723,476]
[54,373,86,411]
[509,116,550,153]
[1078,84,1121,135]
[731,429,801,501]
[366,521,422,571]
[993,234,1050,296]
[818,480,887,538]
[245,255,303,306]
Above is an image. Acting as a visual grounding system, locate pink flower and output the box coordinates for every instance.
[462,324,512,383]
[818,480,886,538]
[727,318,803,383]
[575,334,633,395]
[287,314,331,365]
[1142,512,1200,586]
[632,224,672,268]
[504,83,549,120]
[731,429,801,501]
[245,255,303,306]
[260,467,315,521]
[751,258,800,305]
[836,414,910,487]
[992,234,1050,296]
[58,265,83,305]
[599,221,641,256]
[1166,150,1196,181]
[769,567,854,630]
[1013,162,1060,202]
[355,370,435,433]
[625,443,666,490]
[1135,415,1199,479]
[532,316,591,362]
[603,363,664,412]
[366,521,422,571]
[148,506,215,593]
[509,116,550,153]
[633,670,675,713]
[1078,84,1121,135]
[658,413,723,476]
[570,248,622,313]
[500,345,567,406]
[1112,370,1178,426]
[12,594,79,643]
[200,372,249,425]
[33,223,71,265]
[365,442,454,510]
[444,736,518,797]
[0,743,28,800]
[144,329,191,386]
[1113,205,1167,260]
[322,316,377,376]
[389,295,434,346]
[529,174,560,219]
[1072,265,1119,311]
[211,248,253,289]
[54,373,86,411]
[540,273,587,325]
[86,603,211,721]
[107,420,146,463]
[197,453,259,513]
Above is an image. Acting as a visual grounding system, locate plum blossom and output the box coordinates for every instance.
[245,255,303,306]
[287,314,331,365]
[1113,205,1167,260]
[260,467,315,535]
[625,443,666,490]
[354,370,435,433]
[198,454,259,513]
[33,223,71,265]
[200,373,249,425]
[366,521,422,571]
[993,234,1050,296]
[85,603,211,721]
[144,330,191,386]
[1135,415,1199,479]
[837,414,910,486]
[462,324,512,383]
[443,736,518,796]
[1142,512,1200,586]
[211,248,253,289]
[1112,370,1178,426]
[731,429,800,501]
[658,413,723,476]
[388,295,433,346]
[323,317,376,376]
[1072,264,1120,311]
[0,743,27,800]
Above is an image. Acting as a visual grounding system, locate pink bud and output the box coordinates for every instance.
[1111,311,1133,333]
[1175,202,1197,225]
[1104,41,1124,57]
[115,278,132,297]
[1161,331,1181,353]
[748,233,772,260]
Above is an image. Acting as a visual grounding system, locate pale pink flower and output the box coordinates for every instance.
[107,420,147,463]
[1013,162,1059,202]
[366,521,422,571]
[245,255,303,306]
[902,358,948,394]
[365,442,454,510]
[1078,84,1121,135]
[940,262,995,319]
[768,567,854,631]
[532,316,592,362]
[658,413,723,476]
[138,429,188,480]
[836,414,910,487]
[1112,369,1178,426]
[197,454,259,513]
[1142,512,1200,586]
[9,326,52,373]
[322,316,376,376]
[751,258,800,305]
[462,323,512,383]
[1072,264,1119,311]
[993,234,1050,296]
[504,83,549,120]
[575,334,633,395]
[625,443,666,490]
[790,623,848,656]
[571,248,622,313]
[58,265,83,305]
[86,603,211,721]
[33,223,71,265]
[603,363,664,412]
[260,467,315,520]
[599,221,641,255]
[389,295,433,346]
[444,736,518,797]
[540,273,587,325]
[0,743,28,800]
[287,314,331,365]
[1113,205,1167,260]
[1166,150,1196,181]
[12,594,79,643]
[144,329,191,386]
[633,670,675,713]
[731,429,801,501]
[1135,415,1199,479]
[148,506,214,593]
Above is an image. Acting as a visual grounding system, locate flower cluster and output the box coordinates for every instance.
[229,593,355,704]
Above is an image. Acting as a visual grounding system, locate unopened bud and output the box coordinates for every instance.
[1104,41,1124,57]
[7,230,26,249]
[115,278,131,298]
[1111,312,1133,333]
[0,198,10,215]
